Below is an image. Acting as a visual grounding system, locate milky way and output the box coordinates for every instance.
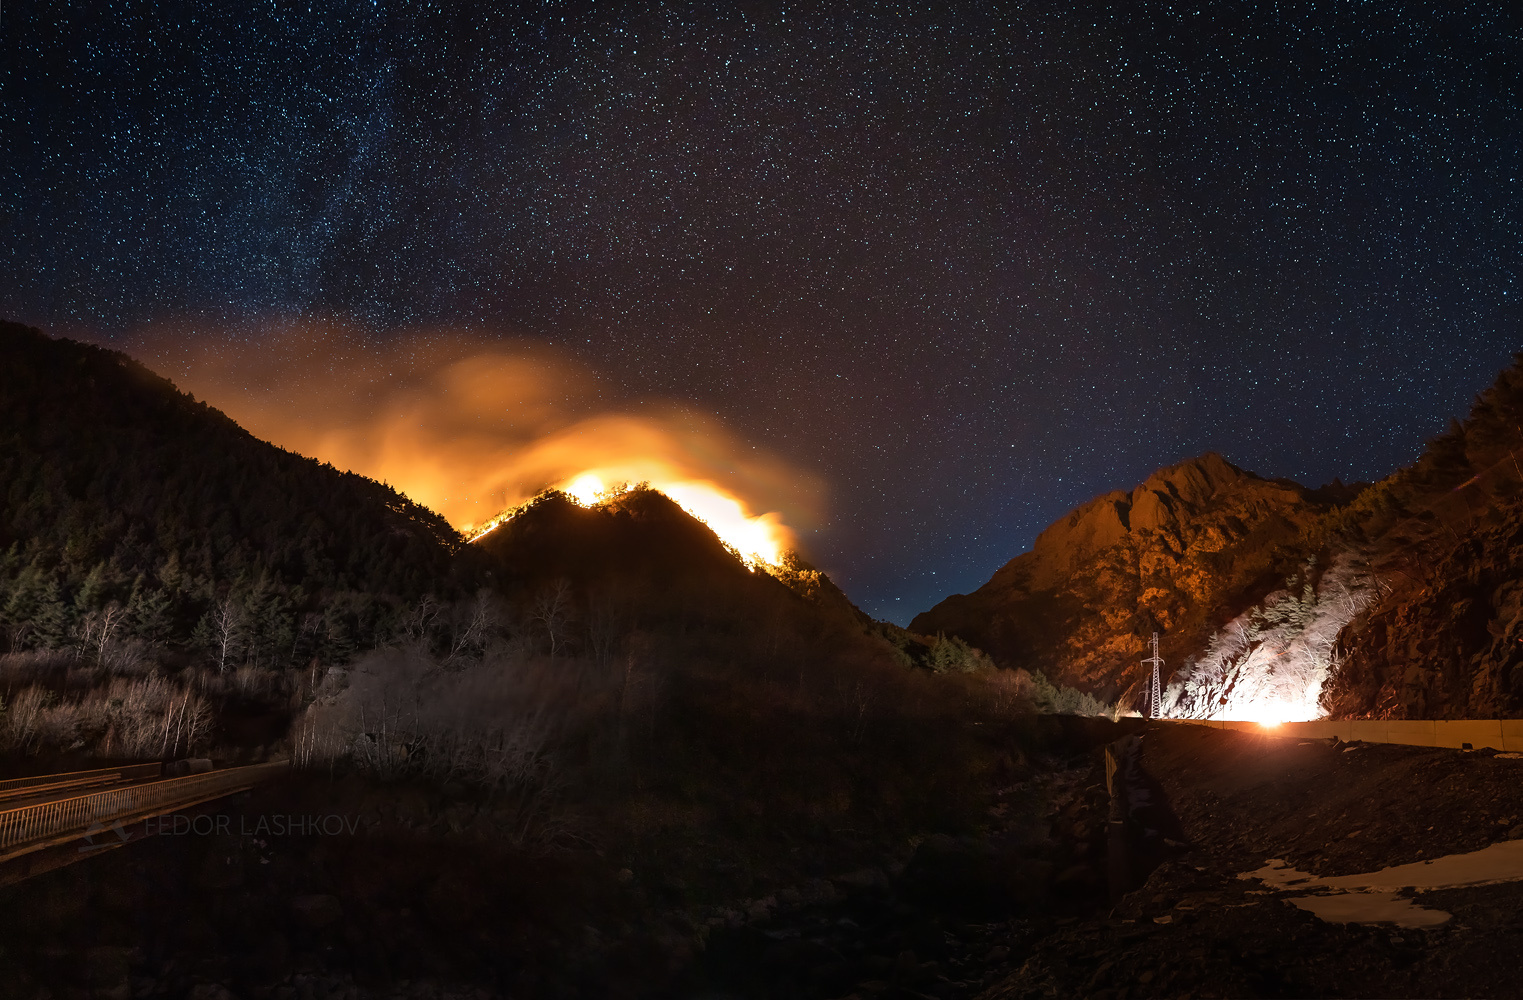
[3,3,1519,621]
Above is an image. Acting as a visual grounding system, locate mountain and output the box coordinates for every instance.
[470,485,988,675]
[474,486,786,600]
[0,320,465,662]
[914,354,1523,721]
[912,452,1343,700]
[0,321,972,683]
[0,321,1092,999]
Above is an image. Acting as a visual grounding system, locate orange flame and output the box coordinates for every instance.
[134,320,819,567]
[495,473,789,567]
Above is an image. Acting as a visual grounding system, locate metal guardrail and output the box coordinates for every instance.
[0,774,130,805]
[0,760,289,862]
[0,762,161,794]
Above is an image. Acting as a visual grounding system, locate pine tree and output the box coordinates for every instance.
[31,580,75,650]
[77,561,113,610]
[129,586,176,644]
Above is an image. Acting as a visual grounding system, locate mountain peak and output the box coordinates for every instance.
[1021,453,1284,590]
[912,452,1323,697]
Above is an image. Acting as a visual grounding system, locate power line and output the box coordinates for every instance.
[1142,631,1163,719]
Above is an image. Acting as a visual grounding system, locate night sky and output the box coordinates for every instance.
[3,3,1520,623]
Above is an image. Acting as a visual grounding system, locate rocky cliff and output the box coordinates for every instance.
[912,453,1341,704]
[915,354,1523,721]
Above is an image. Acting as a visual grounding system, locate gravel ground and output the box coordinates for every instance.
[983,723,1523,999]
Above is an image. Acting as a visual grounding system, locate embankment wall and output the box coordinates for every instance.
[1163,718,1523,751]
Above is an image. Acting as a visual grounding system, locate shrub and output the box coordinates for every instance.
[927,633,994,674]
[0,674,210,757]
[1027,669,1114,717]
[290,643,584,844]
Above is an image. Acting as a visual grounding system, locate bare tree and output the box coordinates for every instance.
[402,594,442,644]
[448,590,501,662]
[582,589,624,673]
[211,597,246,674]
[836,675,875,744]
[79,602,130,665]
[156,687,211,758]
[530,579,574,659]
[4,620,32,654]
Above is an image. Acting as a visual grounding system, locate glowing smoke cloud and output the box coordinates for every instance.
[134,321,821,566]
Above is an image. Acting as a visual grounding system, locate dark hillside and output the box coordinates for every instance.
[474,485,985,676]
[0,321,465,662]
[474,486,770,597]
[1322,354,1523,718]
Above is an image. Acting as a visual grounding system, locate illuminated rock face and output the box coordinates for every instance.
[912,453,1334,707]
[917,355,1523,721]
[1334,531,1523,719]
[1163,550,1379,723]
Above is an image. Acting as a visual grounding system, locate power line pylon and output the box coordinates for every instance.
[1142,632,1164,719]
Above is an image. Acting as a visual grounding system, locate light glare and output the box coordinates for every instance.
[566,473,604,506]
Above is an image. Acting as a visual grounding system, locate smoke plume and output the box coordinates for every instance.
[132,321,821,555]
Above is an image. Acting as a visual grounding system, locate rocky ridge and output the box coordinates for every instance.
[913,452,1338,704]
[916,353,1523,721]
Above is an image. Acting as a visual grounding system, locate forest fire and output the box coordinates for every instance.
[659,480,790,566]
[147,326,819,569]
[469,471,793,568]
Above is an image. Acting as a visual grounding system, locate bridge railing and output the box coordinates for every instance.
[0,760,288,860]
[0,762,161,794]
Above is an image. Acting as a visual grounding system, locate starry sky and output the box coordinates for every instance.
[3,2,1520,623]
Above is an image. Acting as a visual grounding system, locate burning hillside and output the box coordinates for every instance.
[137,321,817,569]
[470,472,792,569]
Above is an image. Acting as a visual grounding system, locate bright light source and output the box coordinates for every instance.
[565,473,604,506]
[1229,699,1295,727]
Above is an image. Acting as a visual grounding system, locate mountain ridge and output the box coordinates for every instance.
[912,451,1338,701]
[0,320,907,675]
[914,354,1523,720]
[0,320,471,662]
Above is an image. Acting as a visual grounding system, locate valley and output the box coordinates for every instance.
[2,322,1523,997]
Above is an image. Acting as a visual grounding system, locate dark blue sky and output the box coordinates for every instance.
[3,2,1519,622]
